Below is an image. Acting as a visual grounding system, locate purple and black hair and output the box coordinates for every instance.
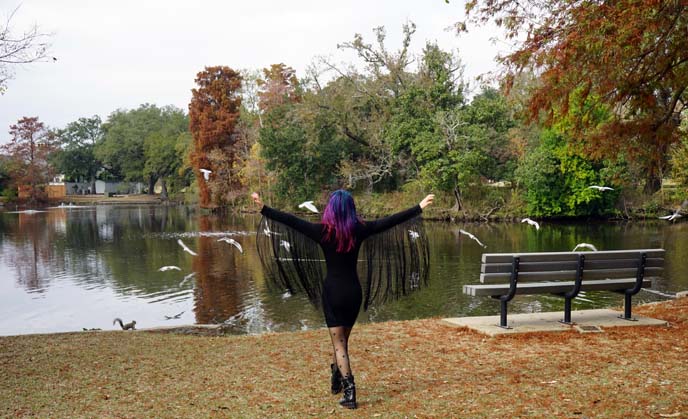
[322,189,359,253]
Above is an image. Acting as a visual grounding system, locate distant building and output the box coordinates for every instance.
[46,175,145,198]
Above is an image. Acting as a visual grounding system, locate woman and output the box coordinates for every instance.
[251,190,434,409]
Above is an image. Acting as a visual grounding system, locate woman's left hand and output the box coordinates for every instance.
[419,194,435,209]
[251,192,264,208]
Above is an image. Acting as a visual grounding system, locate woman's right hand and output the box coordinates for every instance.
[251,192,263,208]
[419,194,435,209]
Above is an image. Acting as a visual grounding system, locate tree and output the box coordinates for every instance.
[257,63,301,113]
[0,155,11,196]
[142,108,188,199]
[514,128,616,216]
[96,104,186,194]
[1,117,56,203]
[1,6,51,94]
[460,0,688,193]
[51,116,103,193]
[188,66,242,207]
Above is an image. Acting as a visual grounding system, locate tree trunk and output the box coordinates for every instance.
[643,172,662,194]
[148,176,156,195]
[451,185,463,212]
[90,176,96,195]
[160,178,168,200]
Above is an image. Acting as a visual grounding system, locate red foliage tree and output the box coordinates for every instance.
[257,63,301,113]
[189,66,242,207]
[1,116,56,204]
[460,0,688,192]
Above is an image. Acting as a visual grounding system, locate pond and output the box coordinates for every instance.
[1,205,686,336]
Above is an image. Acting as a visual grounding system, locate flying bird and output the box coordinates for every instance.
[158,266,181,272]
[588,185,614,191]
[572,243,598,252]
[280,240,291,252]
[458,229,487,248]
[218,237,243,253]
[177,239,198,256]
[281,291,292,300]
[408,230,420,240]
[659,199,688,222]
[199,168,212,181]
[298,200,319,213]
[164,311,185,320]
[521,218,540,230]
[658,212,683,221]
[179,272,196,287]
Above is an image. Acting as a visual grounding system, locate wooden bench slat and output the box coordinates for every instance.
[480,266,663,283]
[482,249,665,263]
[464,278,654,296]
[481,258,664,273]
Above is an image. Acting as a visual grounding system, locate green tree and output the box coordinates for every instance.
[50,115,103,193]
[97,104,187,194]
[515,129,616,216]
[142,109,188,199]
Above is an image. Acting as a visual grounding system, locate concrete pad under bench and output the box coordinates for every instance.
[441,309,668,336]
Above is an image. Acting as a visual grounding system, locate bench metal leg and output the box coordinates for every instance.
[618,252,646,321]
[499,300,511,329]
[494,256,519,329]
[560,298,573,325]
[618,293,638,321]
[559,254,584,325]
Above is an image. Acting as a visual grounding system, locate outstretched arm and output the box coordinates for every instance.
[363,194,434,237]
[252,192,321,240]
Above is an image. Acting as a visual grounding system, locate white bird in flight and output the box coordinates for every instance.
[659,199,687,222]
[658,213,683,221]
[408,230,420,240]
[179,272,196,287]
[280,240,291,252]
[521,218,540,230]
[572,243,598,252]
[588,185,614,191]
[459,229,487,248]
[158,266,181,272]
[177,239,198,256]
[199,168,212,181]
[218,237,243,253]
[298,200,319,213]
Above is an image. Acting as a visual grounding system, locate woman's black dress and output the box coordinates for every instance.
[260,205,423,327]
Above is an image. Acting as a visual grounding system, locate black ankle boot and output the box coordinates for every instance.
[338,375,357,409]
[330,364,343,394]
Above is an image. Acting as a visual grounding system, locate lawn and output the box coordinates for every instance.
[1,298,687,418]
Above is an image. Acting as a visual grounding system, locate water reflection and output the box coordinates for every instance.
[0,205,687,336]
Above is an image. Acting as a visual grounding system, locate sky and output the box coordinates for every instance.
[0,0,508,143]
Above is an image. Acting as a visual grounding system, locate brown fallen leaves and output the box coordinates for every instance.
[1,298,687,418]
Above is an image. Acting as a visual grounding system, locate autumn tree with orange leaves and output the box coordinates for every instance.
[459,0,688,193]
[189,66,242,207]
[1,116,57,203]
[257,63,301,113]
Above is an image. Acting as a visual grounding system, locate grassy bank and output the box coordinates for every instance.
[1,299,687,418]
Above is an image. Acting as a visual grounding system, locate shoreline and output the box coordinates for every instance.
[2,298,687,418]
[1,193,681,222]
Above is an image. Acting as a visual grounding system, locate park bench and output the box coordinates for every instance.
[463,249,665,328]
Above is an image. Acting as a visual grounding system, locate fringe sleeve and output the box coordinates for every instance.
[256,215,325,307]
[359,214,430,310]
